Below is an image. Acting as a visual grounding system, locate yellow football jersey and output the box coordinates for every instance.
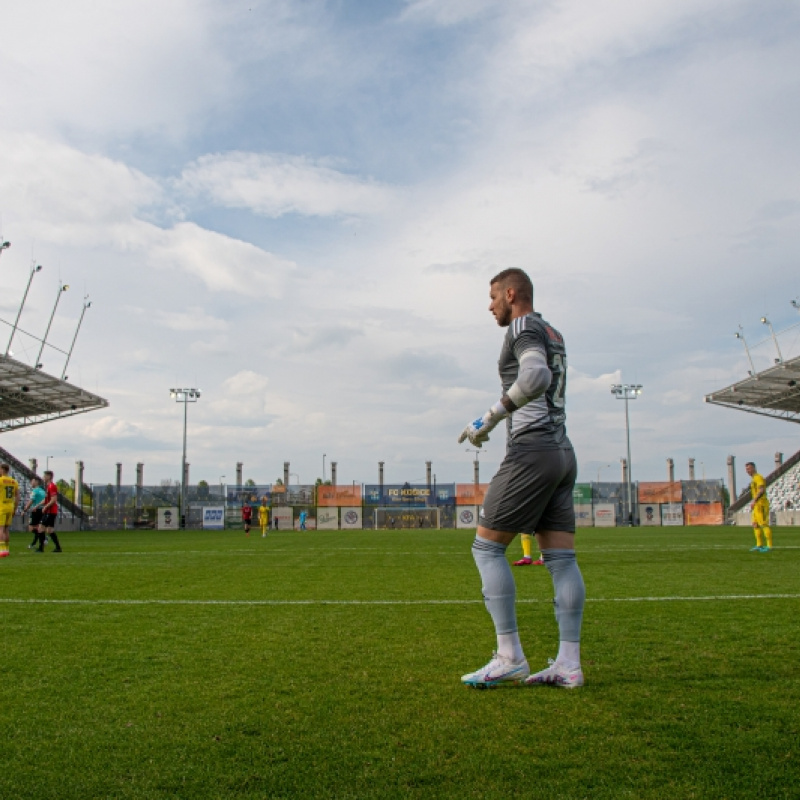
[258,505,269,522]
[0,476,19,510]
[750,474,768,506]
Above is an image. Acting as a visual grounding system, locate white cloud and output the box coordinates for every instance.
[150,308,228,332]
[178,152,394,218]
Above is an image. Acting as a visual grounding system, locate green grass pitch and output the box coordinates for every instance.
[2,526,799,799]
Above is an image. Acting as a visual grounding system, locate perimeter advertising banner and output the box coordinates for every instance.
[286,485,315,506]
[638,482,681,504]
[340,507,362,529]
[661,503,684,526]
[574,504,593,527]
[684,503,724,526]
[594,503,616,527]
[157,507,179,530]
[364,484,433,505]
[317,485,362,507]
[640,504,662,526]
[572,484,592,504]
[272,506,293,530]
[202,507,225,530]
[317,507,339,529]
[456,484,490,506]
[228,486,272,506]
[456,506,478,528]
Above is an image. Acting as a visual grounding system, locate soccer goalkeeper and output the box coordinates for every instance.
[458,268,584,689]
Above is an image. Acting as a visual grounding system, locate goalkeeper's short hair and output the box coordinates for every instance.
[490,268,533,305]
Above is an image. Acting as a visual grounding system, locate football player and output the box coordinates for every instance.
[745,462,772,552]
[458,269,585,689]
[0,463,19,557]
[258,499,269,537]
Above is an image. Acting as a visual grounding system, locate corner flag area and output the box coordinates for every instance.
[2,526,799,799]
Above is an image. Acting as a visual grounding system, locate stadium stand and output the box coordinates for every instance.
[728,448,800,514]
[0,443,88,530]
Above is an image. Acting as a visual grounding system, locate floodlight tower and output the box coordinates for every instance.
[760,316,783,364]
[170,388,201,528]
[61,295,92,380]
[36,282,69,369]
[610,382,643,525]
[0,240,10,264]
[734,327,756,375]
[5,261,43,356]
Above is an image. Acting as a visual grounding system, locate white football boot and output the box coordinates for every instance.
[461,652,530,688]
[525,658,584,688]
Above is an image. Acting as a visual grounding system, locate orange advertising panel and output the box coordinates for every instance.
[638,482,682,504]
[316,485,362,507]
[456,483,490,506]
[683,503,724,526]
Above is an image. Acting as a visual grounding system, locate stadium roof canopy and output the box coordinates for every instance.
[0,355,108,432]
[705,353,800,424]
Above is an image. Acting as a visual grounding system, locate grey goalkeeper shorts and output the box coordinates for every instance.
[479,445,577,534]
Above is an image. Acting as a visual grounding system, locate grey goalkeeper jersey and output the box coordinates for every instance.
[499,312,571,449]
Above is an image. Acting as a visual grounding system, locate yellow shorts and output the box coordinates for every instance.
[751,503,770,527]
[0,510,13,527]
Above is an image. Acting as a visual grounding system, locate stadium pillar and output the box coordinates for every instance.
[136,463,144,512]
[74,460,84,530]
[775,452,783,471]
[727,455,736,504]
[29,457,38,475]
[689,458,695,480]
[184,462,190,489]
[284,461,290,487]
[379,462,384,491]
[331,462,337,486]
[473,457,479,486]
[236,462,243,487]
[426,461,432,489]
[116,463,122,527]
[667,458,675,483]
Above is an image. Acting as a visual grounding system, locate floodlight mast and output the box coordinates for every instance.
[61,296,92,380]
[170,388,201,528]
[0,240,10,263]
[35,283,69,369]
[610,382,643,525]
[5,261,42,356]
[734,327,756,374]
[760,316,783,363]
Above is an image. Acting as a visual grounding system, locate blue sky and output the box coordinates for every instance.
[1,0,799,490]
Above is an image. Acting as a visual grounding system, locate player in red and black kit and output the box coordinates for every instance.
[41,470,63,552]
[242,503,253,536]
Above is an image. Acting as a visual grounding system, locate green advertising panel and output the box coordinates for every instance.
[572,483,593,503]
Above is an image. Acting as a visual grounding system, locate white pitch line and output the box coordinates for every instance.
[0,594,798,607]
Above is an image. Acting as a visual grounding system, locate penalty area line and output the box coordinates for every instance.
[0,594,799,607]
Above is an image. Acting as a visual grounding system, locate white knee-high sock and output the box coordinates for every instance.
[542,549,585,666]
[472,535,525,662]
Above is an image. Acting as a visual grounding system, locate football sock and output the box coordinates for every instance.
[543,549,585,662]
[0,541,9,556]
[521,533,532,559]
[50,533,61,550]
[763,527,773,547]
[37,531,46,549]
[472,535,524,662]
[754,528,764,547]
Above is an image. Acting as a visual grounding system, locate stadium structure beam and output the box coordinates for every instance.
[0,354,108,432]
[705,354,800,424]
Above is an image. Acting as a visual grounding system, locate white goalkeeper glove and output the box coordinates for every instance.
[458,402,508,448]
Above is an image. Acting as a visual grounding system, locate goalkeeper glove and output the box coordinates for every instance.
[458,402,508,448]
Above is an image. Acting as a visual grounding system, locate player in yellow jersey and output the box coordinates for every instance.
[745,462,772,552]
[0,463,20,558]
[258,499,269,537]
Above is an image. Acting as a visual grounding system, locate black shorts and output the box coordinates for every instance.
[41,513,57,529]
[30,510,43,527]
[479,446,577,534]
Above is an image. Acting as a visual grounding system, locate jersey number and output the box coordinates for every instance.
[550,354,566,409]
[4,486,14,500]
